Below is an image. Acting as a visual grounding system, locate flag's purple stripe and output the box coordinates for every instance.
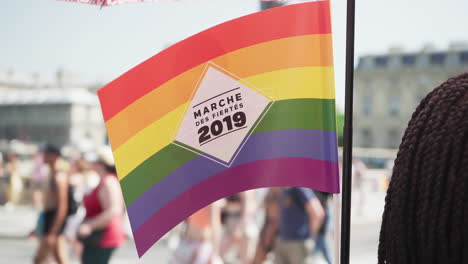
[128,129,337,231]
[133,157,339,257]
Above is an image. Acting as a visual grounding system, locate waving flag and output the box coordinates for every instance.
[98,0,339,257]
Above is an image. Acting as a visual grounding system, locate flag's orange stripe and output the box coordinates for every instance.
[105,34,333,150]
[97,1,331,121]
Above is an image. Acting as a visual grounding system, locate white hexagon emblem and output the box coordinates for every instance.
[173,62,274,167]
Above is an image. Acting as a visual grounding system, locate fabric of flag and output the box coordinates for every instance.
[98,0,339,257]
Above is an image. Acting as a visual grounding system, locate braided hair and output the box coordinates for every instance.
[378,72,468,264]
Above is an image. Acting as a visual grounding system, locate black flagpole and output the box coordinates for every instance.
[340,0,355,263]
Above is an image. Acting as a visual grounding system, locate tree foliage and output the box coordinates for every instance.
[336,111,344,147]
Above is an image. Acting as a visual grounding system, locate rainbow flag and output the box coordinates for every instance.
[98,0,339,257]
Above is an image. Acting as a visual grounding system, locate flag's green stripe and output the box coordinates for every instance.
[120,98,336,206]
[253,98,336,133]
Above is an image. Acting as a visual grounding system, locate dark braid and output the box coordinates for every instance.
[378,73,468,264]
[420,81,465,261]
[386,83,447,263]
[377,85,442,263]
[437,96,468,264]
[462,138,468,264]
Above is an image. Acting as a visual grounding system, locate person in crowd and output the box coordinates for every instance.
[34,144,70,264]
[383,158,394,190]
[273,187,324,264]
[252,187,281,264]
[378,73,468,264]
[28,151,49,241]
[4,152,23,208]
[64,158,98,261]
[0,153,3,175]
[31,151,48,209]
[171,201,224,264]
[0,152,5,205]
[220,190,258,264]
[78,146,125,264]
[312,191,332,264]
[352,158,367,216]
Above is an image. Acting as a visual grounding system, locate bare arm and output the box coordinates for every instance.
[252,193,280,264]
[229,191,255,240]
[49,172,68,235]
[305,198,325,237]
[85,176,123,231]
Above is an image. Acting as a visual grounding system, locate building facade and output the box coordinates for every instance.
[0,70,106,148]
[354,44,468,149]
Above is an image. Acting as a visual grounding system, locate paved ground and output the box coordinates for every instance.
[0,175,386,263]
[0,237,169,264]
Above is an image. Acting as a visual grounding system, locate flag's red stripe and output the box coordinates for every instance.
[98,1,331,121]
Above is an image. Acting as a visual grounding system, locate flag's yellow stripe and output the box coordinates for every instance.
[242,66,335,101]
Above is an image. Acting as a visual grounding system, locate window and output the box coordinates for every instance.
[388,129,400,149]
[357,57,366,69]
[362,128,373,148]
[401,55,416,65]
[374,56,389,67]
[389,96,400,117]
[362,96,372,116]
[460,51,468,63]
[430,52,446,65]
[363,128,371,138]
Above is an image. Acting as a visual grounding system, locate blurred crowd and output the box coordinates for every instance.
[169,188,334,264]
[0,140,390,264]
[0,143,126,264]
[168,158,380,264]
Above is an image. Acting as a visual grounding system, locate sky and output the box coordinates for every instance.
[1,0,468,110]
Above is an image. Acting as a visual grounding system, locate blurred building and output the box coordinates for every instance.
[0,69,106,148]
[354,43,468,149]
